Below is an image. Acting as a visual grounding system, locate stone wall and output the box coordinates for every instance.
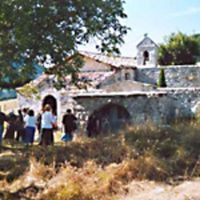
[163,88,200,116]
[136,65,200,87]
[72,86,200,134]
[73,92,191,127]
[99,69,136,87]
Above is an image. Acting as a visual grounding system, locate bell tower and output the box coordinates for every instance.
[136,34,158,66]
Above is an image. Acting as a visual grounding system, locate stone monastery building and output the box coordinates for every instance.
[17,35,200,134]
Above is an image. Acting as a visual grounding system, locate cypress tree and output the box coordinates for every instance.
[158,68,167,87]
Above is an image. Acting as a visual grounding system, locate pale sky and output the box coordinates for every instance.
[79,0,200,57]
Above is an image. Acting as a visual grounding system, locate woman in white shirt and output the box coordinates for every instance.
[24,109,37,144]
[40,104,56,146]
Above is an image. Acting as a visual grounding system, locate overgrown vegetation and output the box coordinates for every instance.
[17,84,40,99]
[0,121,199,199]
[158,32,200,65]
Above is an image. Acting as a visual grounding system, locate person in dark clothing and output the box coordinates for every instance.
[0,111,7,143]
[4,112,17,140]
[61,109,77,141]
[87,115,97,137]
[87,114,101,137]
[15,109,25,141]
[36,112,42,135]
[15,117,25,142]
[18,109,23,123]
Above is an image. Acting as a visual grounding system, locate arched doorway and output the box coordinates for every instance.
[143,50,149,65]
[42,95,57,115]
[87,103,130,137]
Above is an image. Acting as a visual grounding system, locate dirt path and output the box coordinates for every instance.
[120,179,200,200]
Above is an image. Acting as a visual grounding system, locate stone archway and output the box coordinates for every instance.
[87,103,130,137]
[42,95,57,115]
[143,50,149,65]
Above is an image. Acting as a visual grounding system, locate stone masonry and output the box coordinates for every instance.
[72,91,191,130]
[136,65,200,87]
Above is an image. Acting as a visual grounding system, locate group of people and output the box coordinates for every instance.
[0,105,77,146]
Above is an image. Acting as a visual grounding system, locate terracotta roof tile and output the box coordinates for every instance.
[79,51,137,68]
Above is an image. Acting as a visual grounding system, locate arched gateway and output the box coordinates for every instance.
[87,103,130,136]
[42,95,57,115]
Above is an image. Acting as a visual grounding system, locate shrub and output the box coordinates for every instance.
[157,68,167,87]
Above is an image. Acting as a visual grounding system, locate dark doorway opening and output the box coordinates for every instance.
[143,50,149,65]
[87,103,130,137]
[42,95,57,115]
[125,72,130,80]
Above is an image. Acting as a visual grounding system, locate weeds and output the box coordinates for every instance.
[0,121,199,199]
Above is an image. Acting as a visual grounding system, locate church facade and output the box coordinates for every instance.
[16,35,200,135]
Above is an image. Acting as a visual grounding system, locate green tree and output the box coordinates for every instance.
[158,32,199,65]
[0,0,128,89]
[193,33,200,62]
[157,68,167,87]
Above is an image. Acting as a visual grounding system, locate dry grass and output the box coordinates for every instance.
[0,121,199,199]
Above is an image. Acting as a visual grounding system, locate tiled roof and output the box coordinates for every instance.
[28,71,115,88]
[18,51,137,89]
[78,71,115,86]
[79,51,137,68]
